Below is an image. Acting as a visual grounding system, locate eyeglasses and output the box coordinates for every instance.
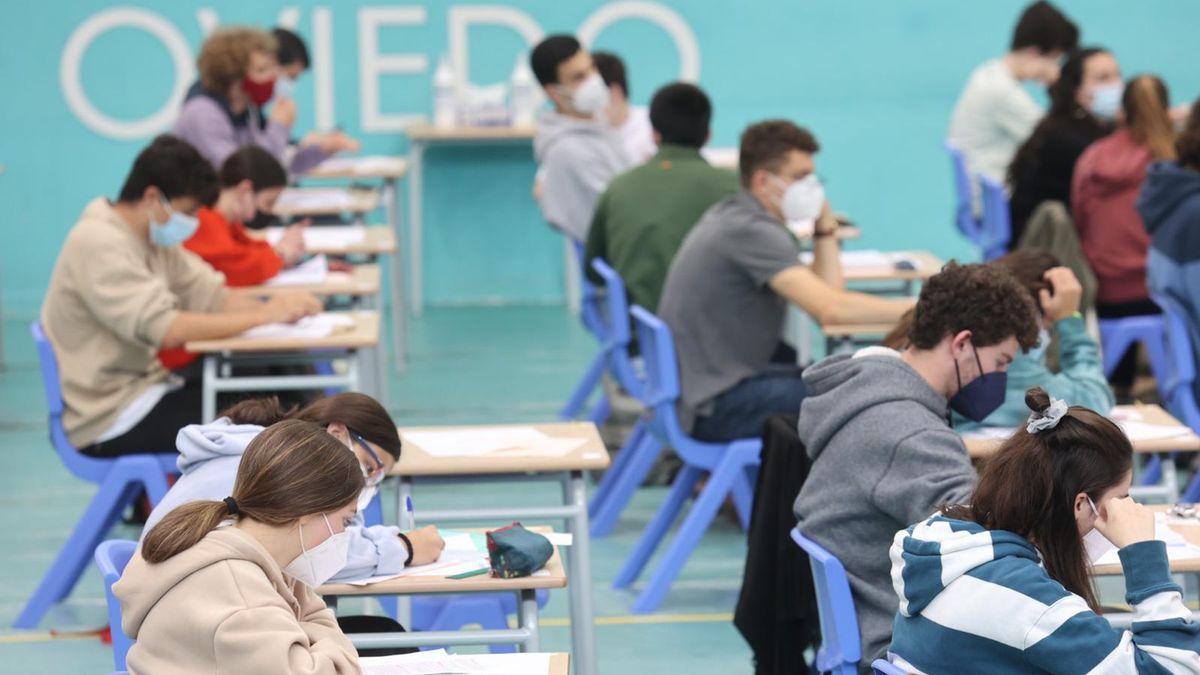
[349,429,387,487]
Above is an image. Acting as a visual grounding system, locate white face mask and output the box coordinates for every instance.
[274,75,296,101]
[356,481,378,513]
[283,513,350,587]
[1089,82,1124,120]
[570,71,610,116]
[771,174,825,227]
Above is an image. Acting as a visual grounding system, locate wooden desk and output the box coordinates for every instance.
[186,311,382,422]
[405,124,536,315]
[307,156,409,180]
[361,653,569,674]
[242,264,380,298]
[387,421,605,675]
[257,225,397,256]
[271,187,380,219]
[841,251,943,282]
[965,404,1200,459]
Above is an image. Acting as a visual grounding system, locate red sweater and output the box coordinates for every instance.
[1071,129,1154,304]
[160,207,286,369]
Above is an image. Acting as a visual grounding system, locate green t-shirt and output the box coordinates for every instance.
[584,144,739,311]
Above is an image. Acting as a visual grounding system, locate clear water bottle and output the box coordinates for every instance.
[510,53,538,127]
[433,55,457,128]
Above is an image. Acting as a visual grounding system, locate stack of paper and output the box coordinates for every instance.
[402,426,588,458]
[265,254,328,286]
[360,650,552,675]
[316,155,406,175]
[275,188,356,211]
[1088,514,1200,567]
[266,225,367,249]
[240,312,354,340]
[799,250,913,269]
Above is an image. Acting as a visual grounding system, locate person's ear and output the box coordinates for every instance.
[237,179,254,196]
[325,422,348,440]
[704,130,712,146]
[651,130,662,146]
[950,329,973,356]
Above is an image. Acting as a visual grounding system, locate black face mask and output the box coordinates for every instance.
[949,343,1008,422]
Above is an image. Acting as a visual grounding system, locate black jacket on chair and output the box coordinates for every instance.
[733,413,819,674]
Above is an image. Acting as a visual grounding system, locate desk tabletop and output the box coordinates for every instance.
[391,421,609,476]
[406,123,537,142]
[307,156,408,180]
[241,264,380,297]
[254,225,397,255]
[1091,505,1200,576]
[271,187,380,218]
[820,322,898,338]
[318,527,567,596]
[966,404,1200,458]
[185,311,379,353]
[839,250,943,282]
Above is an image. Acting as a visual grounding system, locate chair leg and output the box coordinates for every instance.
[559,351,607,420]
[1182,469,1200,503]
[613,464,702,590]
[631,447,759,613]
[589,420,646,519]
[376,595,398,619]
[731,466,757,532]
[1140,454,1164,487]
[591,431,662,538]
[14,471,140,628]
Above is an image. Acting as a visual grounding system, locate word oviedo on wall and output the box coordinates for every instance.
[60,2,701,140]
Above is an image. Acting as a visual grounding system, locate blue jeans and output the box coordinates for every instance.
[692,367,807,443]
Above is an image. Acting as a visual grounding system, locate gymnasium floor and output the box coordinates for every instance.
[0,306,755,673]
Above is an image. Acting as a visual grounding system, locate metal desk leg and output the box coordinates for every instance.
[408,141,425,316]
[563,471,596,675]
[395,477,414,626]
[516,588,540,652]
[202,355,218,422]
[383,176,407,371]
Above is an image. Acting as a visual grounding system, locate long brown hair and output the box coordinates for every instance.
[1123,74,1176,161]
[944,387,1132,611]
[142,420,364,564]
[220,393,402,459]
[1176,98,1200,171]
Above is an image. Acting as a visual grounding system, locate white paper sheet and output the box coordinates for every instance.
[403,427,587,458]
[266,225,367,249]
[798,250,913,269]
[342,530,490,585]
[962,419,1193,444]
[543,532,573,546]
[265,254,328,286]
[1088,514,1200,567]
[239,312,354,340]
[360,651,552,675]
[275,188,356,211]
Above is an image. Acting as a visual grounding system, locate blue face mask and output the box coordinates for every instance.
[150,195,200,247]
[949,343,1008,423]
[1089,83,1124,120]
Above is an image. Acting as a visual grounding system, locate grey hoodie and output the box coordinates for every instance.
[792,349,976,669]
[142,419,410,583]
[533,109,630,241]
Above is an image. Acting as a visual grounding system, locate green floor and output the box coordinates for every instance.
[0,305,755,674]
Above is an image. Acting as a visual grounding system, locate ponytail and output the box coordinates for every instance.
[1124,74,1176,161]
[142,500,231,564]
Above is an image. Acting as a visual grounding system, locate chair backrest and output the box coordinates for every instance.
[790,527,862,671]
[30,322,109,481]
[573,240,605,336]
[977,174,1012,260]
[943,140,980,241]
[590,258,644,398]
[628,305,681,411]
[1151,292,1200,430]
[94,539,137,671]
[872,659,907,675]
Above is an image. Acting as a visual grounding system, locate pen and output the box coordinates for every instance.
[406,495,415,529]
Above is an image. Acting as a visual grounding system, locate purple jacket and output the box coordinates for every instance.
[172,89,328,175]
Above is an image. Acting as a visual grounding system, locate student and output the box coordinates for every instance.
[593,51,657,164]
[1073,75,1176,393]
[143,394,445,582]
[117,419,362,673]
[947,1,1079,185]
[793,262,1040,666]
[1140,98,1200,405]
[1007,47,1121,246]
[173,27,350,176]
[40,135,322,457]
[269,27,359,165]
[889,388,1200,673]
[531,34,630,242]
[657,120,913,442]
[584,82,737,312]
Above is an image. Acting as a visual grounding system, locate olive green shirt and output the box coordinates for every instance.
[584,144,739,311]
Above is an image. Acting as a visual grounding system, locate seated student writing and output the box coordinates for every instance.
[270,27,360,167]
[889,388,1200,673]
[657,119,913,442]
[40,135,322,458]
[143,394,445,581]
[794,262,1040,667]
[118,420,363,673]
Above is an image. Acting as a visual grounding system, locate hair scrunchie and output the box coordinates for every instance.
[223,496,240,515]
[1026,397,1069,434]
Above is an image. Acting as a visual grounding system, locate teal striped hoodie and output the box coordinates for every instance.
[888,515,1200,673]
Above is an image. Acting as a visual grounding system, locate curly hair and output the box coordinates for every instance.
[197,27,277,95]
[907,262,1040,351]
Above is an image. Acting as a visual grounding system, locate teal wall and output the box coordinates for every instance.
[2,1,1199,312]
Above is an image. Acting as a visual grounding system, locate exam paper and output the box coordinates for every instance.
[239,312,354,340]
[1088,514,1200,567]
[360,651,552,675]
[275,188,356,211]
[265,254,328,286]
[962,420,1194,444]
[266,225,367,249]
[341,530,490,586]
[799,250,911,269]
[317,155,406,176]
[403,427,588,458]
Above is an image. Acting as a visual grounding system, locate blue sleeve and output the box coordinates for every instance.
[328,525,410,582]
[1047,315,1115,414]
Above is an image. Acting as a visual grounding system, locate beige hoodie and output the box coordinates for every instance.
[115,526,360,675]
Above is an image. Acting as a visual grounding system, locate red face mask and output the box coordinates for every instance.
[242,76,276,107]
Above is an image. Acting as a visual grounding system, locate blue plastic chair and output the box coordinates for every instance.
[977,174,1012,261]
[94,540,137,671]
[586,259,663,538]
[944,141,981,243]
[559,240,611,425]
[1097,313,1170,385]
[872,659,906,674]
[612,306,761,613]
[791,527,861,675]
[15,323,179,629]
[1150,293,1200,501]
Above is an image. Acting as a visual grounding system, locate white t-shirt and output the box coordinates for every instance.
[617,105,657,165]
[947,58,1044,185]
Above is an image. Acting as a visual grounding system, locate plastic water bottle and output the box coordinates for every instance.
[510,53,538,127]
[433,55,457,128]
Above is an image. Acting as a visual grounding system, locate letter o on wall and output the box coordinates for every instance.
[61,8,195,140]
[577,1,701,82]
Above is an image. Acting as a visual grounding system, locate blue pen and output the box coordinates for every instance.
[406,496,415,529]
